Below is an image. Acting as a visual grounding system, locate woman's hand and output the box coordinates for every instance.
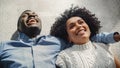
[114,32,120,42]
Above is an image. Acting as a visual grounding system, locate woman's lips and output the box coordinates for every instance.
[76,29,86,36]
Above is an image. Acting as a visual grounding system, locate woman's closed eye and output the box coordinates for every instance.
[68,23,75,29]
[78,20,84,24]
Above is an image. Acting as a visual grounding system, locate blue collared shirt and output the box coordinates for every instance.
[0,32,116,68]
[0,33,66,68]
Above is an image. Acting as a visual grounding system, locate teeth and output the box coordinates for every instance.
[30,19,35,22]
[27,19,36,25]
[77,29,85,35]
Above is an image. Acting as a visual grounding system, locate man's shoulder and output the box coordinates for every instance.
[38,35,65,42]
[37,35,68,47]
[37,35,64,44]
[0,40,20,51]
[39,35,58,39]
[0,40,24,47]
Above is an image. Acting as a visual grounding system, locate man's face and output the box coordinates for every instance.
[18,10,42,38]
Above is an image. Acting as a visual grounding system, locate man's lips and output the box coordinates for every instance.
[27,19,37,25]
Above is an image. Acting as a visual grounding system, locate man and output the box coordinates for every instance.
[0,10,120,68]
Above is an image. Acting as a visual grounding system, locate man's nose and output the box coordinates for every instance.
[29,14,35,18]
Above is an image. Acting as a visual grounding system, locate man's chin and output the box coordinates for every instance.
[28,24,39,27]
[24,27,41,38]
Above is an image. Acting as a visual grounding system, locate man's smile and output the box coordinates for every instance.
[27,18,37,25]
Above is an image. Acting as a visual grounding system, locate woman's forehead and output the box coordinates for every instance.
[67,17,83,23]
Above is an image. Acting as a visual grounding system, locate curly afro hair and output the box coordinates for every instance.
[50,6,101,42]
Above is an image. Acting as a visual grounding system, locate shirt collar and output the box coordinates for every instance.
[72,41,94,51]
[16,32,40,45]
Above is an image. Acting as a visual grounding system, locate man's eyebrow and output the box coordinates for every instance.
[24,12,29,15]
[24,12,36,15]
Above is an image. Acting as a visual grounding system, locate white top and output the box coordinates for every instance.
[56,41,116,68]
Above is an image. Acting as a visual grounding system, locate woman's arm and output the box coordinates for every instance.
[56,52,67,68]
[91,32,120,44]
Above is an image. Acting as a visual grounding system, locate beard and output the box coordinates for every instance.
[23,26,41,38]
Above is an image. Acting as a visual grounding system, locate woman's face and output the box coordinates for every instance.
[66,16,90,44]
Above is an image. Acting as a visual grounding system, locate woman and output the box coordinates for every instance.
[50,6,117,68]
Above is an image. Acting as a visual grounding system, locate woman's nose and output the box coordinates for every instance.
[76,23,82,28]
